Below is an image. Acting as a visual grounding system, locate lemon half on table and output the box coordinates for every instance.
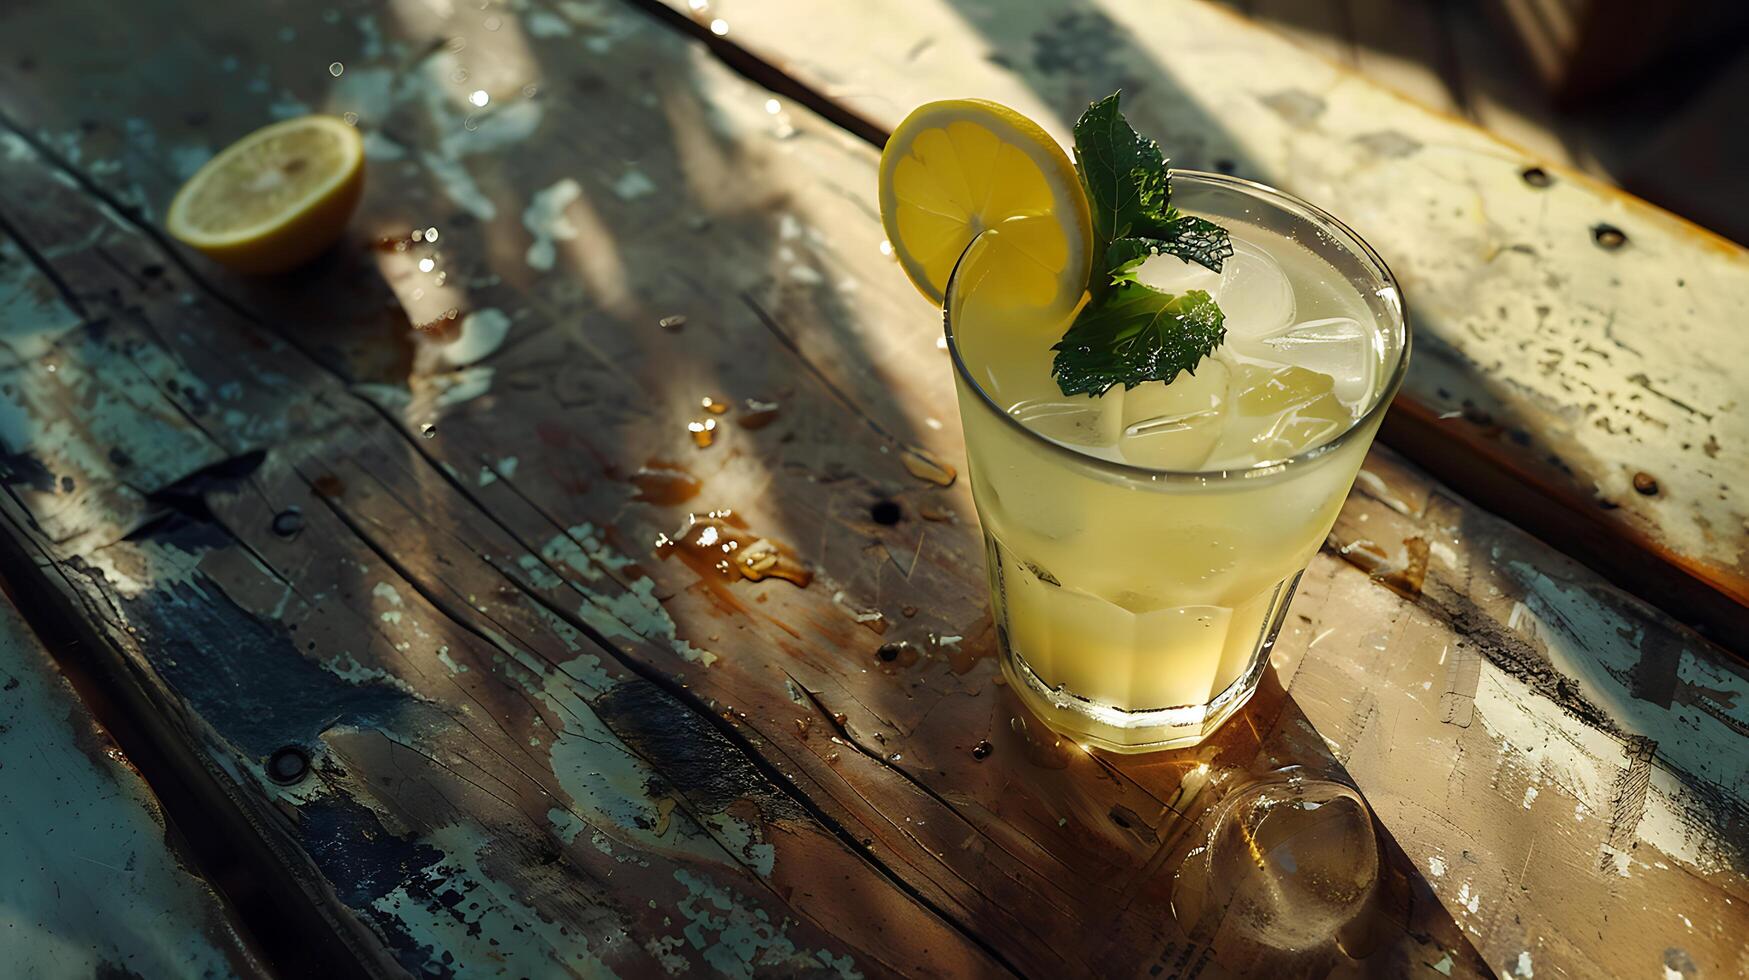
[878,99,1091,317]
[167,115,365,275]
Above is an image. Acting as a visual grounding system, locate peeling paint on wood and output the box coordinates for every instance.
[0,0,1741,976]
[0,590,261,977]
[643,0,1749,640]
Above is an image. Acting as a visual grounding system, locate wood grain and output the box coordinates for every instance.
[643,0,1749,648]
[0,0,1742,977]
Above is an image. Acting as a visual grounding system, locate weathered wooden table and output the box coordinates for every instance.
[0,1,1744,977]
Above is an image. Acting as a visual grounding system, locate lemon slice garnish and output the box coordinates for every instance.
[879,99,1091,317]
[167,115,365,274]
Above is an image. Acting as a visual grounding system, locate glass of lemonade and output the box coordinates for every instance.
[946,173,1409,752]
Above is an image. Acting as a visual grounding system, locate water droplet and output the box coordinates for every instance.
[700,396,728,415]
[709,18,729,35]
[902,447,957,486]
[463,115,479,132]
[521,84,538,99]
[687,0,709,10]
[878,239,894,257]
[655,509,812,587]
[687,418,718,448]
[658,314,687,331]
[328,61,344,77]
[738,398,780,430]
[451,67,469,83]
[764,98,781,115]
[341,111,359,126]
[469,89,490,107]
[420,423,437,439]
[887,752,903,763]
[630,462,702,505]
[425,227,439,242]
[971,739,993,760]
[483,14,502,30]
[418,257,436,273]
[446,36,467,52]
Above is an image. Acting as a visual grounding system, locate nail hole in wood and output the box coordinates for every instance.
[268,745,310,785]
[271,508,304,538]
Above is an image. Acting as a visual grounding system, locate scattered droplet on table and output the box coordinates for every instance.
[902,447,956,486]
[658,314,687,331]
[738,398,780,430]
[687,418,717,448]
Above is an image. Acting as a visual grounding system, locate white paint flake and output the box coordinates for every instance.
[523,178,582,271]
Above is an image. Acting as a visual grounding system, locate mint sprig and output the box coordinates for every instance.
[1052,92,1234,396]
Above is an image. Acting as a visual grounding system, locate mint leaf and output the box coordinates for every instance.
[1072,93,1172,266]
[1051,287,1226,397]
[1071,94,1232,276]
[1053,92,1236,397]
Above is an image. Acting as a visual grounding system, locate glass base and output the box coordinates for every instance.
[996,571,1302,753]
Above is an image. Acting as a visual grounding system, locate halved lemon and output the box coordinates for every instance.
[167,115,365,274]
[878,99,1091,316]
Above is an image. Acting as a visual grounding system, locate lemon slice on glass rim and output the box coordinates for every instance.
[167,115,365,274]
[878,99,1091,318]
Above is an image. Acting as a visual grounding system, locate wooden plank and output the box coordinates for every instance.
[0,587,265,978]
[1307,451,1749,977]
[643,0,1749,647]
[0,0,1480,974]
[0,0,1740,977]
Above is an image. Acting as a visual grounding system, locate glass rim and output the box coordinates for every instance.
[943,170,1412,484]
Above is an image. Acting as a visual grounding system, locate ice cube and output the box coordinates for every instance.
[1203,364,1351,468]
[1216,238,1295,342]
[1134,252,1223,296]
[1245,316,1376,407]
[1116,359,1230,469]
[1012,386,1124,449]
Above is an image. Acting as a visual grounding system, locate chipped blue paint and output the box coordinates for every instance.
[548,806,587,844]
[670,869,862,979]
[536,527,718,668]
[705,812,775,879]
[435,645,467,675]
[372,824,618,979]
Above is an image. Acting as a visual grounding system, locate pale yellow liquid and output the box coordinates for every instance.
[951,221,1389,748]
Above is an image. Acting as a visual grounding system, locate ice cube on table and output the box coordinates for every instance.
[1203,363,1352,468]
[1116,360,1230,469]
[1241,316,1377,407]
[1215,237,1295,342]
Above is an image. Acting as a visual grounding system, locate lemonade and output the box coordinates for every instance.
[880,96,1407,751]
